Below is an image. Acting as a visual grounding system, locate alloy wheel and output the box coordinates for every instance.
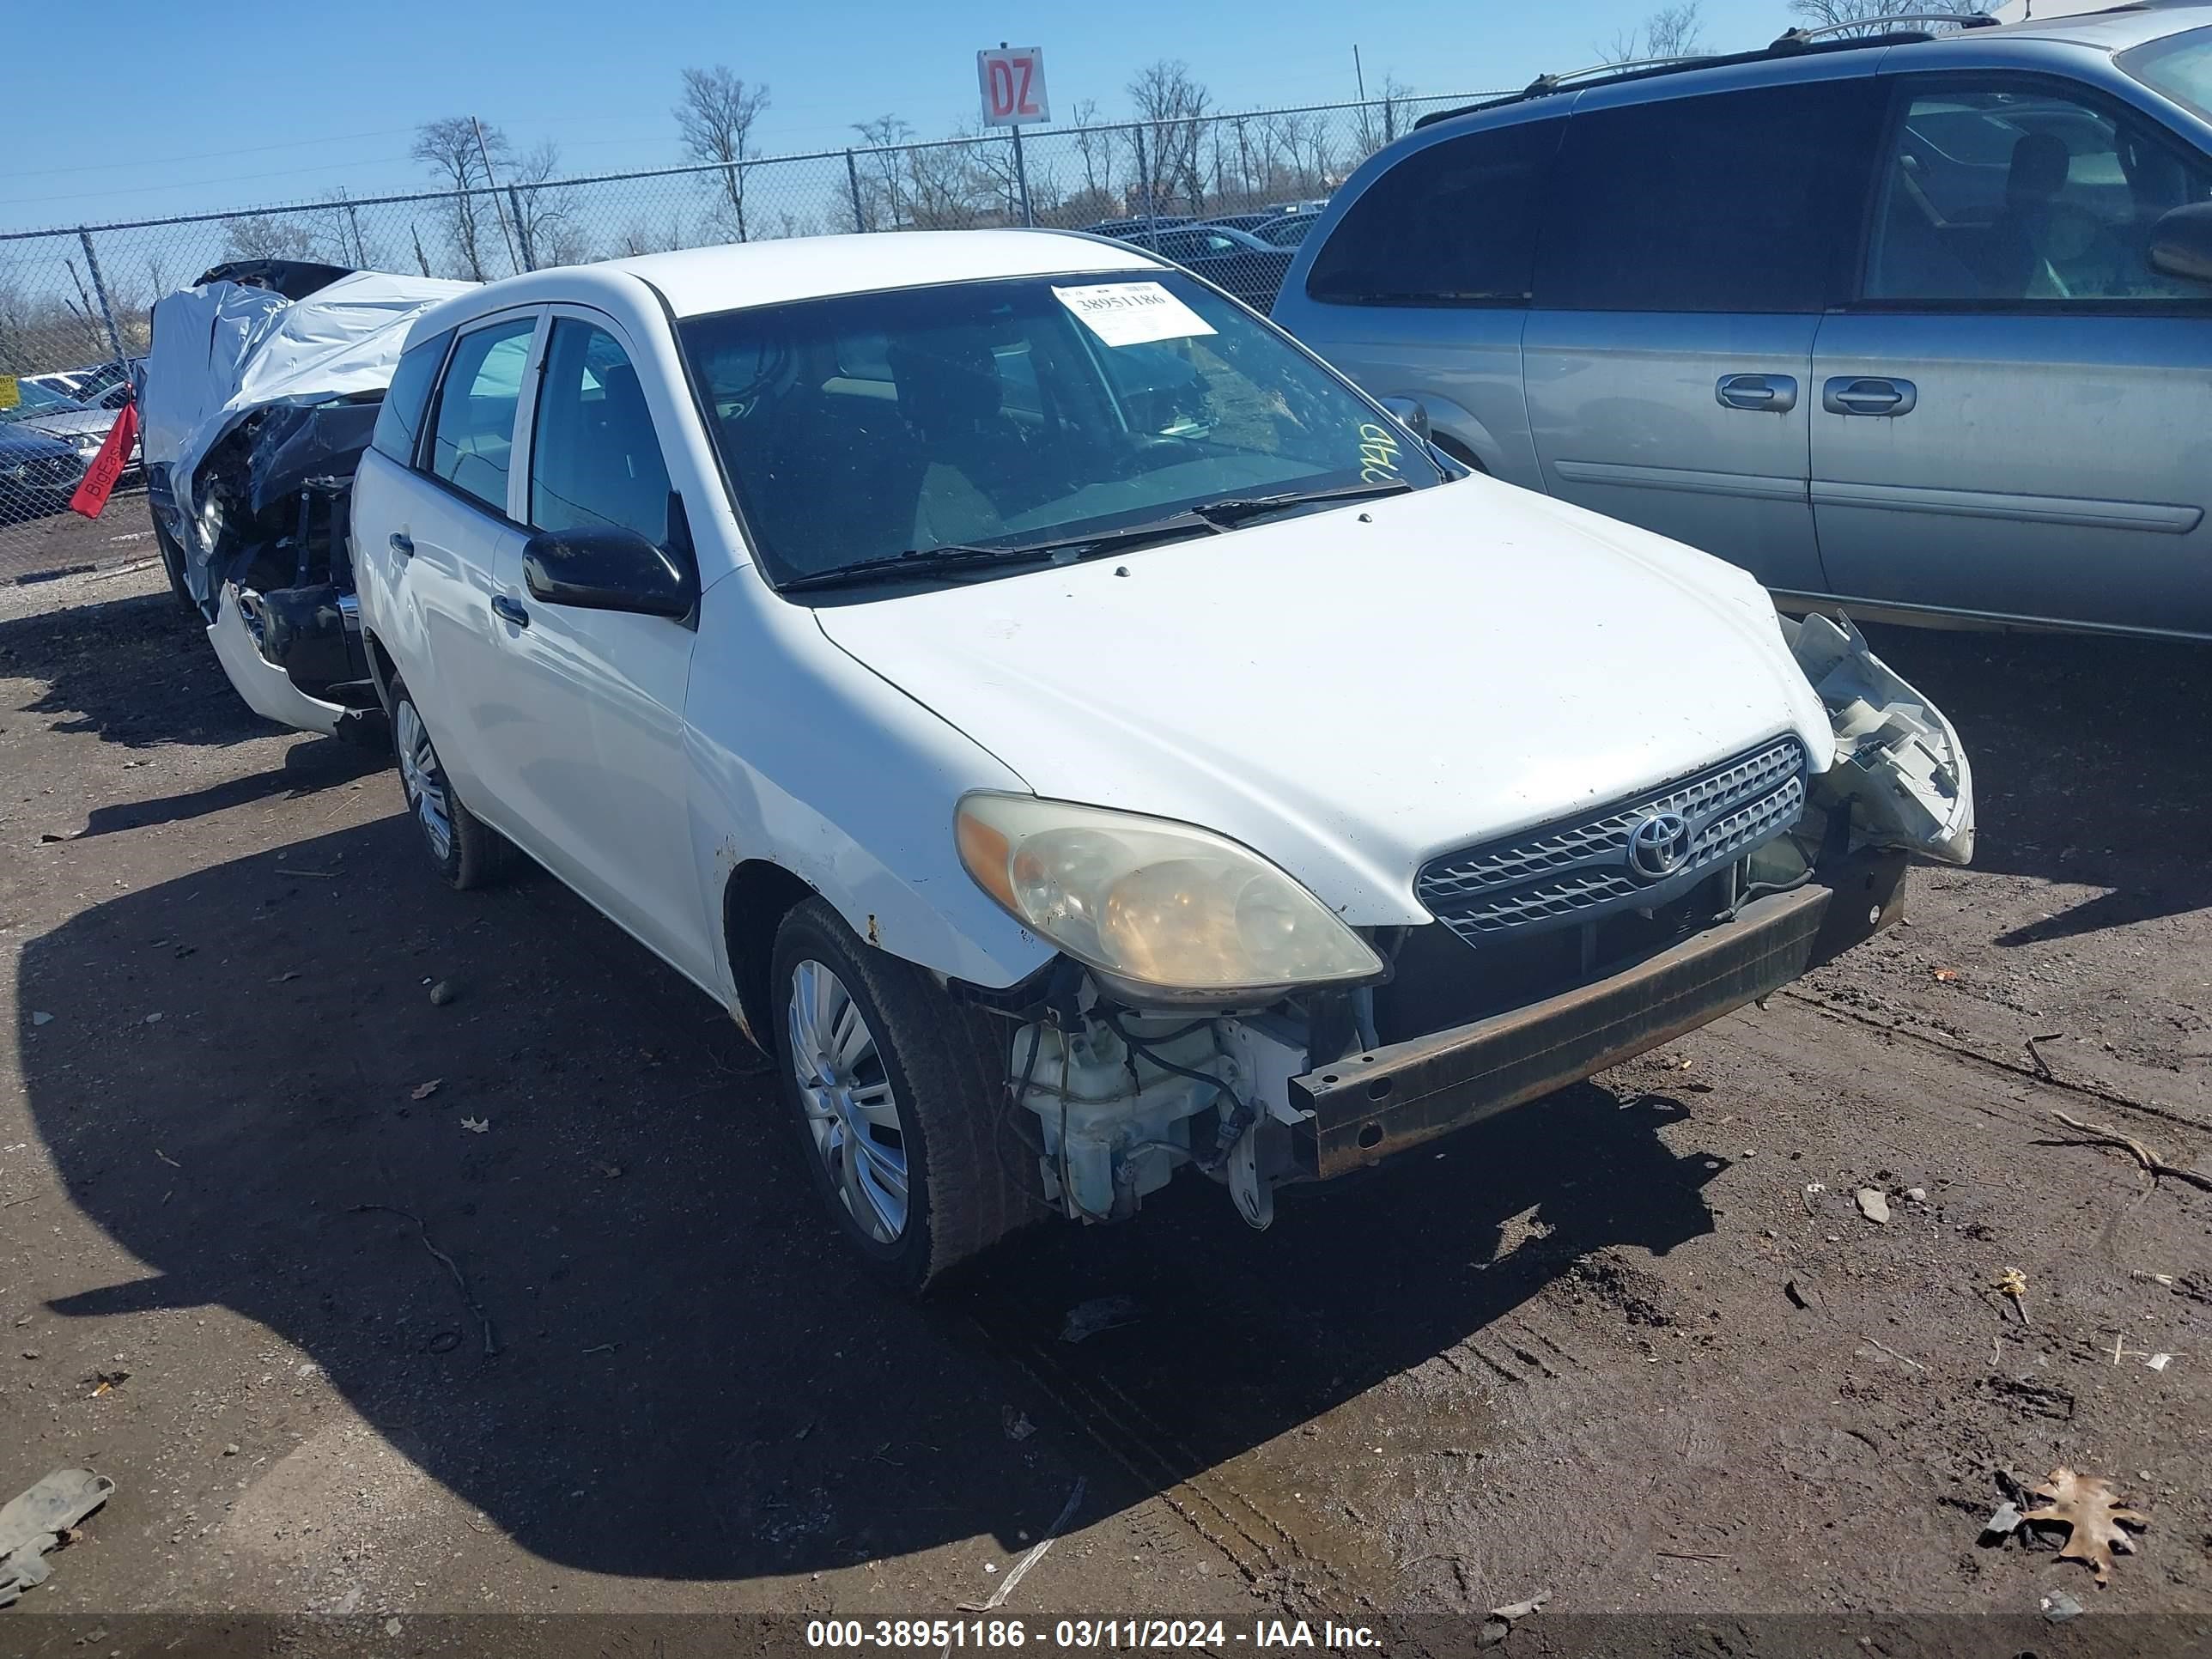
[787,958,909,1243]
[393,700,453,865]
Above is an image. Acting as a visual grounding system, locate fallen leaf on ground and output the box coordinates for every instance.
[1932,967,1960,981]
[410,1079,442,1101]
[1060,1295,1140,1343]
[459,1117,489,1134]
[2020,1467,2148,1586]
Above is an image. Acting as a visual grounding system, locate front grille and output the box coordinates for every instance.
[1416,737,1808,945]
[25,456,82,489]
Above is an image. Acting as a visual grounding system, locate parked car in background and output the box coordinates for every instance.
[1247,213,1321,247]
[1273,6,2212,640]
[67,358,146,410]
[349,230,1972,1288]
[1092,221,1297,310]
[1195,211,1290,234]
[0,425,86,523]
[21,370,89,398]
[0,379,131,484]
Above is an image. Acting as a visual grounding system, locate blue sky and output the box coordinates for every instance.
[4,0,1800,232]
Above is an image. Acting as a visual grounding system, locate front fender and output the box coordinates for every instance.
[683,574,1055,1006]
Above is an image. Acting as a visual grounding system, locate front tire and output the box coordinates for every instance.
[387,675,509,890]
[769,897,1038,1291]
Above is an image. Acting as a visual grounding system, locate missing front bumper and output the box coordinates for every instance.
[1289,850,1907,1178]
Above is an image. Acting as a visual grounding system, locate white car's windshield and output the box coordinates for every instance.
[679,270,1443,591]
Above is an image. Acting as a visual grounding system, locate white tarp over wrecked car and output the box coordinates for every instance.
[143,270,472,604]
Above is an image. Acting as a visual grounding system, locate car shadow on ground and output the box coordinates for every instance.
[1847,623,2211,945]
[0,587,271,750]
[16,815,1721,1582]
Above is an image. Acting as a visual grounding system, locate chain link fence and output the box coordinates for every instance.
[0,88,1504,585]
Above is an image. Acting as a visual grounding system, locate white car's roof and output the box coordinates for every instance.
[408,229,1169,347]
[615,229,1164,316]
[475,232,1168,329]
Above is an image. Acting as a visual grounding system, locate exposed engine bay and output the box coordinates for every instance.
[982,613,1973,1232]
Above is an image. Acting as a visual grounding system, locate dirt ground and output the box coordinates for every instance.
[0,492,155,586]
[0,563,2207,1656]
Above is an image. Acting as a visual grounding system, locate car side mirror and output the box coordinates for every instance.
[1377,396,1431,443]
[2148,202,2212,286]
[522,503,696,620]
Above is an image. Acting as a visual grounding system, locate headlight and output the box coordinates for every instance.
[956,793,1382,1000]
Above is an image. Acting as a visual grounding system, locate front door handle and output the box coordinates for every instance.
[490,593,530,629]
[389,532,413,557]
[1822,376,1917,417]
[1716,373,1798,413]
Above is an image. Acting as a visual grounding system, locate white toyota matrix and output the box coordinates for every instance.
[351,230,1973,1288]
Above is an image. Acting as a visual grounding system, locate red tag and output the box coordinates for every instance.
[69,397,139,519]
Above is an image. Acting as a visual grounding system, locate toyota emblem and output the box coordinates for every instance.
[1626,811,1692,881]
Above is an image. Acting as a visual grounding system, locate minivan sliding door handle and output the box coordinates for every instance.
[490,593,531,629]
[1715,373,1797,412]
[1822,376,1917,417]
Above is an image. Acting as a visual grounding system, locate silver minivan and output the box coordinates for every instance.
[1272,7,2212,639]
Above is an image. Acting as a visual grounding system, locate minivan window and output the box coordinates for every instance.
[1304,119,1563,307]
[680,270,1444,590]
[369,331,449,465]
[427,318,536,514]
[1865,84,2212,303]
[2123,26,2212,127]
[1534,81,1882,312]
[528,319,673,543]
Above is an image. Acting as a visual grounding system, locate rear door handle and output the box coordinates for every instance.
[1715,373,1798,413]
[1822,376,1917,417]
[389,532,413,557]
[490,593,530,629]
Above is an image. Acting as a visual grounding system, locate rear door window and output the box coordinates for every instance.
[427,316,537,514]
[370,331,450,465]
[1534,81,1883,312]
[1304,118,1563,306]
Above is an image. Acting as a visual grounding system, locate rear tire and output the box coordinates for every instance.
[769,897,1039,1291]
[387,674,510,891]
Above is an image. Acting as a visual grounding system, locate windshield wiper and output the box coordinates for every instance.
[779,544,1060,592]
[779,513,1222,593]
[1188,478,1414,527]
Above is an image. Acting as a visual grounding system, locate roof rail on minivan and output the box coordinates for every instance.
[1411,15,1999,131]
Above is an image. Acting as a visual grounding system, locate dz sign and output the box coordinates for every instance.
[977,46,1049,126]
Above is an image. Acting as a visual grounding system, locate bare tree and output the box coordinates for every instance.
[412,115,512,280]
[1596,2,1708,64]
[1785,0,1977,32]
[508,141,584,267]
[220,215,330,263]
[1354,71,1415,159]
[1126,60,1212,216]
[676,66,771,243]
[853,115,916,230]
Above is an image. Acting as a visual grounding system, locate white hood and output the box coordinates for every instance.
[813,478,1836,924]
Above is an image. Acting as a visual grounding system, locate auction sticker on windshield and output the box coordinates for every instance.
[1053,282,1217,347]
